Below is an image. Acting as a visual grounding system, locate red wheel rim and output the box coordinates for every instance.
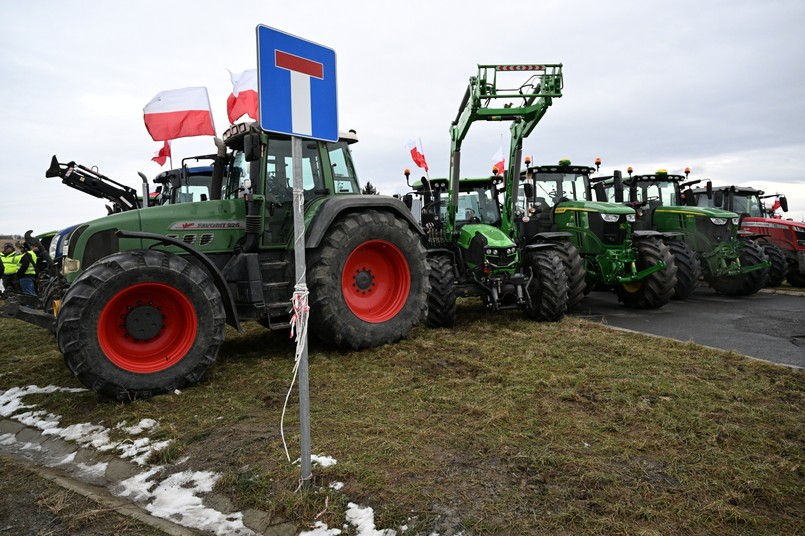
[342,240,411,323]
[98,283,197,373]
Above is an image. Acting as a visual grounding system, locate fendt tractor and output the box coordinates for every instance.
[402,63,572,327]
[1,124,429,400]
[600,169,770,297]
[694,185,804,287]
[520,159,677,309]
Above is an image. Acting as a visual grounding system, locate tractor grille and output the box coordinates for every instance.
[699,218,733,243]
[487,248,516,270]
[588,215,628,245]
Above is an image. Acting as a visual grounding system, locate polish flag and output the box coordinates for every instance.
[771,199,782,212]
[151,140,171,166]
[404,138,429,172]
[491,146,505,176]
[227,69,258,123]
[143,87,216,141]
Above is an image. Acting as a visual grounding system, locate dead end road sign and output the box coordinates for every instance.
[256,25,338,142]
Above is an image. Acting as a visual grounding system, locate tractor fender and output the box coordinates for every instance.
[657,231,685,240]
[632,230,664,240]
[115,230,241,331]
[524,242,560,252]
[527,231,573,244]
[305,196,424,249]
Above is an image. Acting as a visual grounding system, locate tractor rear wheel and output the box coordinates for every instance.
[524,249,568,322]
[425,254,456,328]
[667,240,701,300]
[308,210,428,349]
[57,250,225,401]
[707,240,769,296]
[760,242,787,287]
[554,241,586,311]
[615,239,677,309]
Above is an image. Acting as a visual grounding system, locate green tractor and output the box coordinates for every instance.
[599,168,769,297]
[1,124,429,400]
[519,159,677,309]
[403,63,573,327]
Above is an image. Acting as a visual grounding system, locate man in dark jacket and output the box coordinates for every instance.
[16,242,37,296]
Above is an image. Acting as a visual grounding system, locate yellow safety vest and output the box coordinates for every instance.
[1,252,19,276]
[15,251,37,276]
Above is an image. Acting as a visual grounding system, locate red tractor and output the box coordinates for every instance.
[693,185,805,287]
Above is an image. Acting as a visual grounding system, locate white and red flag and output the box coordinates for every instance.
[771,199,782,212]
[491,146,505,176]
[404,138,429,172]
[143,87,215,141]
[151,140,171,166]
[227,69,258,123]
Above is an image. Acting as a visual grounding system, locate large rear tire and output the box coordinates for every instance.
[707,240,769,296]
[666,240,701,300]
[57,250,225,401]
[553,241,586,311]
[425,254,456,328]
[524,249,568,322]
[308,210,428,349]
[760,242,787,288]
[615,239,677,309]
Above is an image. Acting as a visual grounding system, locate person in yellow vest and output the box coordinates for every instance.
[1,242,20,295]
[15,241,37,296]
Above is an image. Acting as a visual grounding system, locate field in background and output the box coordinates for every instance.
[0,300,803,534]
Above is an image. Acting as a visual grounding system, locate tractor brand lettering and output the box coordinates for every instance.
[169,221,245,230]
[497,65,544,71]
[744,222,791,230]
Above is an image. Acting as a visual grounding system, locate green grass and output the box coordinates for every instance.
[1,300,803,535]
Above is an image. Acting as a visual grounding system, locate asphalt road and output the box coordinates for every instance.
[571,287,805,368]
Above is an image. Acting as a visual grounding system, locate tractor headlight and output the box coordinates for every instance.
[731,217,740,225]
[601,213,620,223]
[625,214,636,222]
[710,217,728,226]
[507,247,516,254]
[485,248,493,255]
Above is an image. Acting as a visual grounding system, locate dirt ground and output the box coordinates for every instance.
[0,454,174,536]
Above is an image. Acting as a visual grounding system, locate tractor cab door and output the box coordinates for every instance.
[262,138,326,247]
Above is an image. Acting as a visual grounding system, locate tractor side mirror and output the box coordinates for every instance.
[780,195,789,212]
[613,170,624,203]
[629,179,638,204]
[243,133,261,162]
[523,182,534,200]
[593,182,606,202]
[713,190,723,207]
[706,180,713,199]
[402,193,413,209]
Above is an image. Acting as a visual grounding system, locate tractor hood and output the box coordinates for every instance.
[653,205,738,219]
[554,200,635,215]
[457,223,515,250]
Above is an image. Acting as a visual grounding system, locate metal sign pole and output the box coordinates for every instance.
[291,135,312,487]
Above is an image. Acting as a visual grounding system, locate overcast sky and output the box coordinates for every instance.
[1,0,803,235]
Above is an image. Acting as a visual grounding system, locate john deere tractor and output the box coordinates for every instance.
[1,123,429,400]
[402,63,571,327]
[599,169,769,297]
[518,159,677,309]
[694,185,804,287]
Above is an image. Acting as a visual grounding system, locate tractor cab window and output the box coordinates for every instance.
[327,141,360,194]
[641,180,678,207]
[455,186,500,225]
[532,172,583,205]
[229,152,250,199]
[264,139,325,203]
[744,195,764,217]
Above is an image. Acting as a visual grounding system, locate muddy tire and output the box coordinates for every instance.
[615,239,677,309]
[553,241,586,311]
[524,249,568,322]
[760,242,787,288]
[666,240,701,300]
[308,210,428,349]
[707,240,769,296]
[425,255,456,328]
[57,250,225,401]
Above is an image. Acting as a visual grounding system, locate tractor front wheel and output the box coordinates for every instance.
[308,210,428,349]
[57,250,225,400]
[760,242,787,288]
[425,254,457,328]
[707,240,769,296]
[667,240,701,300]
[553,241,586,311]
[524,249,568,322]
[615,239,677,309]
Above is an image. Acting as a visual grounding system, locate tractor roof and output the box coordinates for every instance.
[412,176,501,192]
[528,164,596,175]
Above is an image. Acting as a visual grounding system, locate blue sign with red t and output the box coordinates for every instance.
[256,25,338,142]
